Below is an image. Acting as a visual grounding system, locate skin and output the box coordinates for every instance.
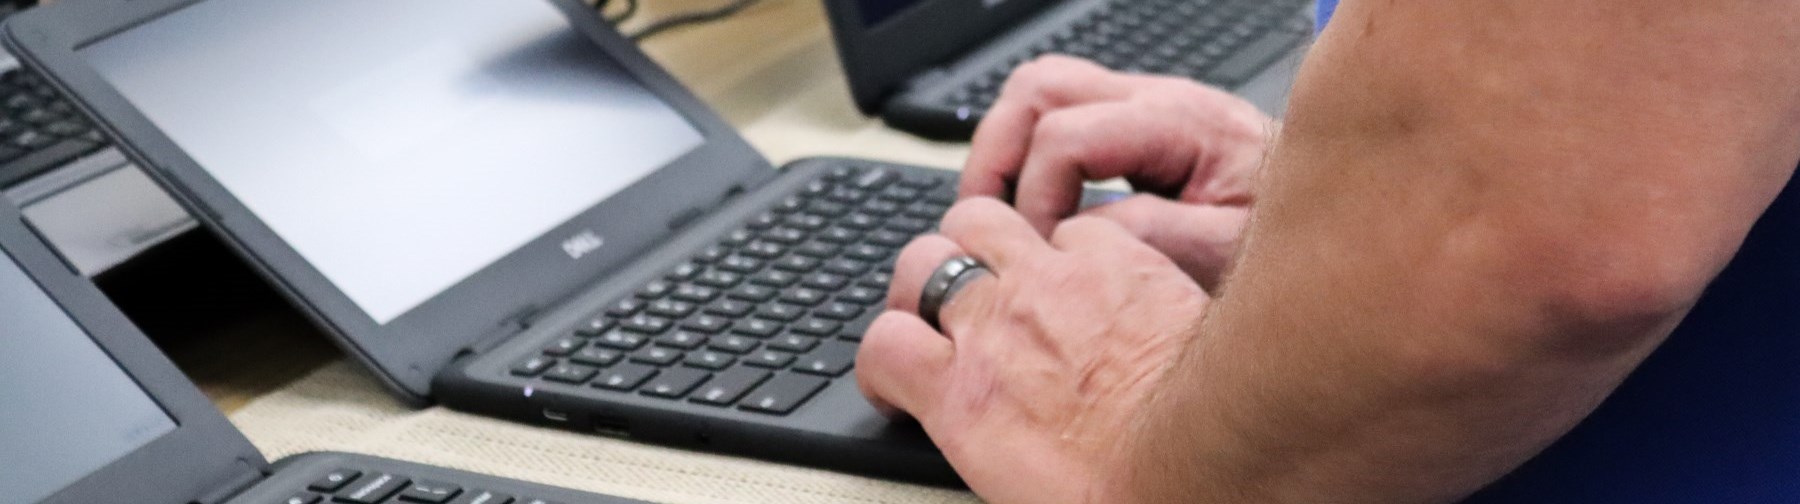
[856,0,1800,503]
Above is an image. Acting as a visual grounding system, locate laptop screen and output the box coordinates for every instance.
[0,251,176,503]
[80,0,706,324]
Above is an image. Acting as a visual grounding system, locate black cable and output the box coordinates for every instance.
[626,0,765,41]
[604,0,641,25]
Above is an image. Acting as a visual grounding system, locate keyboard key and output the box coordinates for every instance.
[795,341,859,377]
[684,350,736,370]
[399,480,463,503]
[815,302,865,321]
[593,364,658,391]
[709,334,761,354]
[783,213,828,230]
[904,202,947,219]
[773,195,807,213]
[860,272,892,289]
[510,356,554,377]
[449,490,513,504]
[763,225,809,244]
[667,261,703,280]
[630,346,683,366]
[805,200,847,215]
[542,336,584,356]
[730,318,781,338]
[646,299,697,318]
[571,346,624,366]
[801,272,849,290]
[620,314,673,334]
[642,367,711,398]
[897,173,942,188]
[825,165,861,180]
[838,286,884,305]
[690,367,772,406]
[706,299,756,317]
[573,316,617,337]
[851,168,898,190]
[334,472,410,504]
[827,187,869,204]
[739,374,830,415]
[846,244,890,262]
[741,241,785,258]
[756,303,806,322]
[722,228,755,245]
[770,334,821,353]
[695,245,729,263]
[862,199,900,215]
[727,284,778,302]
[744,350,796,369]
[746,211,781,229]
[817,226,861,244]
[801,179,832,195]
[772,255,820,272]
[542,363,599,384]
[671,284,720,303]
[885,217,932,234]
[637,280,674,299]
[822,258,870,276]
[792,318,843,336]
[680,314,732,334]
[282,494,322,504]
[717,255,763,273]
[695,270,743,288]
[750,270,799,287]
[308,469,362,492]
[878,185,920,202]
[794,241,841,258]
[594,329,648,350]
[606,298,645,318]
[778,288,827,306]
[654,330,708,350]
[843,213,882,230]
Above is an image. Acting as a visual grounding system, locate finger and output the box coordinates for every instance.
[962,56,1139,201]
[1079,195,1249,289]
[888,234,970,315]
[856,311,954,418]
[937,197,1052,270]
[1010,102,1199,234]
[931,267,1001,342]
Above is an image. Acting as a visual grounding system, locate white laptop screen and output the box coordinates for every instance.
[0,251,176,503]
[81,0,706,324]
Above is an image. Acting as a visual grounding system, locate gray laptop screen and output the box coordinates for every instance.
[81,0,706,324]
[0,251,176,504]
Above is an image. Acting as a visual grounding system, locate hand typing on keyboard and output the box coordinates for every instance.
[960,55,1272,290]
[857,198,1212,504]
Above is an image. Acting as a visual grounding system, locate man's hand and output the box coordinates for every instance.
[964,55,1272,287]
[856,198,1209,504]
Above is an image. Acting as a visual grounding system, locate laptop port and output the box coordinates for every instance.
[541,408,571,423]
[593,416,631,438]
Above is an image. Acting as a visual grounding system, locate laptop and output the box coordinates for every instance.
[3,0,1136,484]
[0,201,645,504]
[0,1,196,277]
[822,0,1314,139]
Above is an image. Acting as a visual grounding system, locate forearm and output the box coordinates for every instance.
[1123,1,1800,502]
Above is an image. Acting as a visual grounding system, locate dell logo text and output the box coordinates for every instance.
[561,230,605,259]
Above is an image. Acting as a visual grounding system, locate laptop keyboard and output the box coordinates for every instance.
[283,467,567,504]
[944,0,1312,111]
[511,165,956,415]
[0,68,108,187]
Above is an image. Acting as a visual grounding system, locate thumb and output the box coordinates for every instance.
[1080,195,1248,291]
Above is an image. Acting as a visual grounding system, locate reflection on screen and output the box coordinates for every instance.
[82,0,706,323]
[0,251,176,503]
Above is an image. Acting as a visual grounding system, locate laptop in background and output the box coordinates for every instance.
[0,0,195,276]
[0,200,645,504]
[822,0,1313,139]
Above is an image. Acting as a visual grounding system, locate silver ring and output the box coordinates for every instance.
[919,256,989,330]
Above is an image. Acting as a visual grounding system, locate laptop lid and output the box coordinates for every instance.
[0,201,268,504]
[5,0,778,402]
[823,0,1060,114]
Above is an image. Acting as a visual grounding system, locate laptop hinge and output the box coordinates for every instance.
[461,305,538,358]
[667,182,750,232]
[194,458,264,504]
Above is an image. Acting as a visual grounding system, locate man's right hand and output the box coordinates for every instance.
[963,55,1274,288]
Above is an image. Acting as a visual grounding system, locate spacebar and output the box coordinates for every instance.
[0,139,99,187]
[1205,29,1307,86]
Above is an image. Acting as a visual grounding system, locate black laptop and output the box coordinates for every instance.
[0,201,644,504]
[0,0,1127,484]
[823,0,1314,139]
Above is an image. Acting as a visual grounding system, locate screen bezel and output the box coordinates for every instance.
[4,0,777,402]
[822,0,1059,114]
[0,202,268,504]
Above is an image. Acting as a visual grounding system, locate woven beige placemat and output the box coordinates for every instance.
[228,360,980,504]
